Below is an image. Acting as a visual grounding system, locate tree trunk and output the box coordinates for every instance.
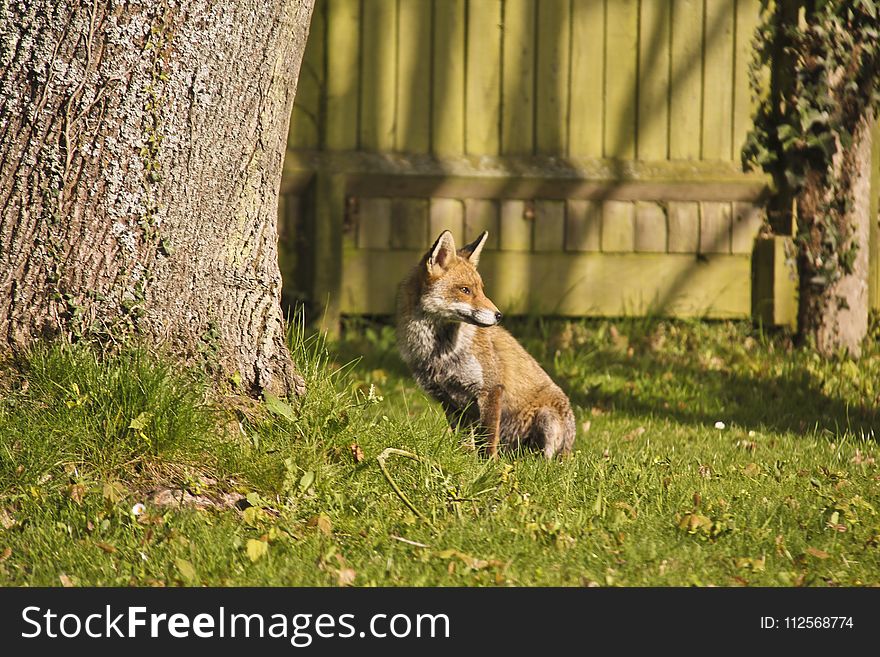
[0,0,313,396]
[797,112,874,358]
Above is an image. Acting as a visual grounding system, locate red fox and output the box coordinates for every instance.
[396,230,575,458]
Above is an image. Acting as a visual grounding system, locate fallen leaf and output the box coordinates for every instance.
[242,506,262,527]
[59,574,75,587]
[350,443,365,463]
[805,547,830,559]
[735,556,766,572]
[0,509,14,529]
[128,412,152,430]
[102,481,126,503]
[622,426,646,442]
[298,470,315,492]
[246,538,269,562]
[67,484,86,506]
[0,547,11,562]
[337,568,356,586]
[175,557,197,582]
[307,514,332,535]
[743,462,761,477]
[678,513,713,534]
[96,541,116,554]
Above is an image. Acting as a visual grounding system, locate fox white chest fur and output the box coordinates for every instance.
[398,315,484,417]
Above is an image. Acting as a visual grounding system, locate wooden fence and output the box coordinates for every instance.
[278,0,808,329]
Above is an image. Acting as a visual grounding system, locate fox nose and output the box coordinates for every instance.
[494,311,503,323]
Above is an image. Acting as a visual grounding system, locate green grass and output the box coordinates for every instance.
[1,317,879,586]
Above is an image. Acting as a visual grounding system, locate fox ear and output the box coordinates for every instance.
[427,230,457,274]
[458,231,488,268]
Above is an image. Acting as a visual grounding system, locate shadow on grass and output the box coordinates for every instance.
[332,317,880,441]
[568,350,879,440]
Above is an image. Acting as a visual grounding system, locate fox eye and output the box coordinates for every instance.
[459,286,471,295]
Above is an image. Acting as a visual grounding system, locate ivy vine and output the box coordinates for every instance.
[743,0,880,291]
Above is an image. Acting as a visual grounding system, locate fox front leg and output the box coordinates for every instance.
[478,385,504,458]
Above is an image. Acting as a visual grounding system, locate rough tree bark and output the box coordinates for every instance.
[797,112,874,358]
[0,0,313,396]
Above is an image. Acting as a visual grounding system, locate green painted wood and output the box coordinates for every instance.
[569,0,604,157]
[637,0,671,160]
[464,199,500,248]
[669,0,704,159]
[289,0,325,149]
[501,0,535,155]
[391,198,429,249]
[601,201,635,253]
[702,0,735,160]
[604,0,639,159]
[536,0,570,155]
[465,0,502,155]
[361,0,397,151]
[700,201,732,254]
[325,0,360,150]
[342,249,752,318]
[357,198,392,249]
[313,174,347,335]
[397,0,431,153]
[731,201,764,254]
[432,0,466,156]
[667,201,699,253]
[499,200,532,251]
[733,0,761,158]
[429,198,465,245]
[634,202,667,253]
[565,199,601,252]
[534,200,565,252]
[751,236,797,328]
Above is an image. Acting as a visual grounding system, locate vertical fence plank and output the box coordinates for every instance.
[325,0,360,150]
[536,0,570,155]
[466,0,502,155]
[534,200,566,251]
[501,0,536,155]
[637,0,671,160]
[604,0,639,159]
[601,201,635,252]
[668,201,700,252]
[464,199,500,248]
[433,0,466,156]
[430,198,465,244]
[500,200,532,251]
[391,198,429,249]
[700,202,732,253]
[397,0,432,153]
[313,174,346,335]
[733,0,761,158]
[702,0,735,160]
[731,201,764,254]
[566,200,601,251]
[289,0,326,149]
[569,0,604,157]
[634,202,668,252]
[669,0,704,159]
[361,0,397,151]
